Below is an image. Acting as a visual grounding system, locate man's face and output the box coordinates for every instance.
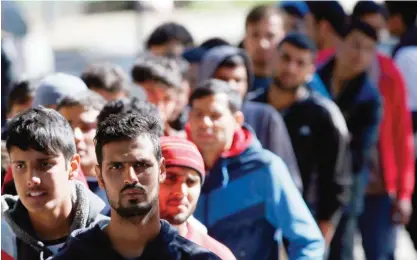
[59,105,98,175]
[170,80,191,121]
[97,135,165,219]
[213,64,248,98]
[10,148,78,214]
[91,88,126,102]
[188,93,239,153]
[141,82,177,123]
[273,42,315,90]
[187,63,199,90]
[150,40,186,58]
[304,14,319,46]
[337,30,377,75]
[8,99,33,119]
[159,167,200,225]
[244,14,285,74]
[386,14,405,37]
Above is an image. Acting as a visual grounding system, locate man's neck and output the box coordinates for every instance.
[267,84,306,111]
[29,198,73,241]
[105,207,161,259]
[254,66,271,78]
[320,35,341,51]
[201,150,221,170]
[173,222,188,237]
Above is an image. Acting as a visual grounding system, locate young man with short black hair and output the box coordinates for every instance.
[1,107,108,260]
[57,90,110,215]
[81,62,129,101]
[317,20,383,260]
[250,33,351,247]
[54,113,220,259]
[188,79,325,259]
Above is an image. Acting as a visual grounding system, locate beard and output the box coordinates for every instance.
[160,207,193,226]
[273,77,301,93]
[108,184,159,219]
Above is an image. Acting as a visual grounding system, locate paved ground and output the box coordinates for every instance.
[33,7,417,259]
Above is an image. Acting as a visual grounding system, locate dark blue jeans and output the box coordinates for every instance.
[359,194,397,260]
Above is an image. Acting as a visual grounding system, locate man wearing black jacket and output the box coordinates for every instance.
[249,33,351,247]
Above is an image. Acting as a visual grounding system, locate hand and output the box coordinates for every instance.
[392,198,412,225]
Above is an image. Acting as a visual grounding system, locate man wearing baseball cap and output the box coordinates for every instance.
[159,136,236,260]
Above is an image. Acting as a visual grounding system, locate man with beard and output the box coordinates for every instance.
[249,33,351,248]
[54,113,220,259]
[159,136,236,259]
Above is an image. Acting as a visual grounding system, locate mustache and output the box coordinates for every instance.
[120,183,146,194]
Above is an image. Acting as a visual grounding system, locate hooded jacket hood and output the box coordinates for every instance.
[197,45,254,94]
[1,181,108,259]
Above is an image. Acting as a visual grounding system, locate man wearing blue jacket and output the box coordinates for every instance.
[188,79,325,260]
[317,20,382,260]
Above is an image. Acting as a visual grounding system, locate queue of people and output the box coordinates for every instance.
[1,1,416,259]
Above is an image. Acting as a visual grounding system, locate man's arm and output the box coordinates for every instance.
[265,155,325,260]
[264,106,303,192]
[315,102,351,245]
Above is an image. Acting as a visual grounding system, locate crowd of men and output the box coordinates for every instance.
[1,1,417,259]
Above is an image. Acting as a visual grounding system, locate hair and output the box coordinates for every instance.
[245,5,280,28]
[352,1,384,20]
[6,107,76,161]
[343,19,378,42]
[95,112,163,166]
[189,79,242,113]
[200,38,231,49]
[218,54,246,69]
[385,1,417,29]
[277,33,317,55]
[279,1,310,19]
[97,97,162,133]
[131,54,182,89]
[146,22,194,49]
[7,80,37,113]
[57,89,107,112]
[81,62,129,93]
[306,1,347,37]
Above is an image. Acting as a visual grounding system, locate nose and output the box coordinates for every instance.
[173,182,188,198]
[73,127,84,145]
[124,165,139,185]
[201,115,213,128]
[27,172,41,187]
[259,38,270,50]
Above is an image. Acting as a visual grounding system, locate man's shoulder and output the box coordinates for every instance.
[170,231,221,259]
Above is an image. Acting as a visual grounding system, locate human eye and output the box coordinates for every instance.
[109,162,123,170]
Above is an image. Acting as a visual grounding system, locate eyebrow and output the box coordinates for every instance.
[106,158,154,165]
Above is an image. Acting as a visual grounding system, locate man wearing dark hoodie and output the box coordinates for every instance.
[188,79,324,260]
[1,107,108,260]
[197,44,302,191]
[54,113,220,260]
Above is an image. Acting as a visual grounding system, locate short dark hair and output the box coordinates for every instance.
[352,1,385,20]
[189,79,242,113]
[385,1,417,29]
[131,54,182,89]
[81,62,129,93]
[218,54,246,69]
[57,89,107,112]
[278,33,317,55]
[306,1,347,37]
[200,38,230,49]
[95,112,162,166]
[146,22,194,49]
[6,107,76,161]
[245,5,280,28]
[97,97,162,134]
[343,19,378,42]
[7,80,37,113]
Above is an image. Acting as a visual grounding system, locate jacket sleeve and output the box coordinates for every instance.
[265,155,325,260]
[389,63,415,201]
[264,106,303,192]
[315,103,352,223]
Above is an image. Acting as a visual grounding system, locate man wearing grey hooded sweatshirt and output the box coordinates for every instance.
[1,107,108,260]
[197,45,302,190]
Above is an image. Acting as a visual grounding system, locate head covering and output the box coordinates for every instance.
[160,136,205,184]
[279,1,310,18]
[32,73,88,107]
[197,45,254,92]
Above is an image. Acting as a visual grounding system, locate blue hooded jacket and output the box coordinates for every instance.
[194,126,325,260]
